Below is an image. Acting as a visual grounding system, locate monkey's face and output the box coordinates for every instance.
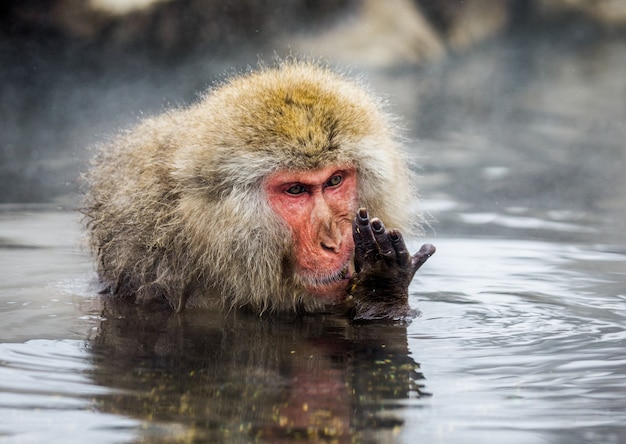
[265,165,358,302]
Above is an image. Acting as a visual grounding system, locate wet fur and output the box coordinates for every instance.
[82,60,420,313]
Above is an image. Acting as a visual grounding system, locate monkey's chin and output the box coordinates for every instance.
[299,263,353,302]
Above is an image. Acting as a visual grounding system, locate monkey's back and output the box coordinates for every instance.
[83,111,189,306]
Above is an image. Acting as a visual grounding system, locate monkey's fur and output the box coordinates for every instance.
[82,61,420,314]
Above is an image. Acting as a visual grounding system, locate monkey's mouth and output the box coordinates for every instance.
[300,262,353,299]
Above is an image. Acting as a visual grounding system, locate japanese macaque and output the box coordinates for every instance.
[82,60,435,321]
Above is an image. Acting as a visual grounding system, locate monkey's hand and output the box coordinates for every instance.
[347,208,435,322]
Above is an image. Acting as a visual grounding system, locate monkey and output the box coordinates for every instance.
[82,60,435,321]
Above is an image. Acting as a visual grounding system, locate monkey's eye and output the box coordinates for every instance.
[285,184,307,195]
[325,174,343,188]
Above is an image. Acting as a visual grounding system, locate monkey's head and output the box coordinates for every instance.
[85,61,420,314]
[169,61,418,311]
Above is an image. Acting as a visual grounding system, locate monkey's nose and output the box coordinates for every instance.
[320,241,340,254]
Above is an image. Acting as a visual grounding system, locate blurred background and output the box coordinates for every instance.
[1,0,624,212]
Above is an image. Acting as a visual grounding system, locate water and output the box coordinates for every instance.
[2,28,626,443]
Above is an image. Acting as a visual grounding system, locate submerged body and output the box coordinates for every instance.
[82,61,434,319]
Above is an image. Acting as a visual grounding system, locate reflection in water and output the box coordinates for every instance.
[89,300,427,442]
[1,210,625,443]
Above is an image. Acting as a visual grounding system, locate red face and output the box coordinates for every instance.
[265,165,358,302]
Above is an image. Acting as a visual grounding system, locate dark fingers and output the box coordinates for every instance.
[353,208,377,269]
[371,218,394,259]
[410,243,436,274]
[389,229,411,268]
